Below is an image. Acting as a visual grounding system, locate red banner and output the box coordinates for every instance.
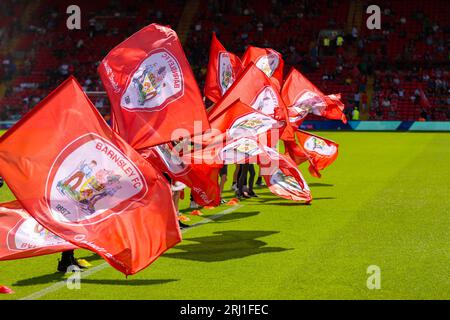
[0,77,181,275]
[0,201,77,261]
[282,68,347,124]
[207,64,294,141]
[204,33,243,103]
[210,99,284,144]
[295,130,339,178]
[140,143,221,207]
[241,46,284,91]
[98,23,210,150]
[260,146,312,202]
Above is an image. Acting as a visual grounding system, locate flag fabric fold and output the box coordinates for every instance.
[98,23,210,150]
[282,68,347,125]
[204,33,243,103]
[0,200,77,261]
[0,77,181,275]
[241,46,284,91]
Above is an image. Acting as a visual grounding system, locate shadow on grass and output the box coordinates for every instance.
[254,201,311,206]
[203,211,260,222]
[81,279,178,286]
[13,272,66,286]
[165,230,291,262]
[13,271,178,287]
[308,183,334,187]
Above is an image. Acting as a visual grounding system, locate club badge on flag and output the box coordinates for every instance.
[241,46,284,91]
[204,33,243,102]
[210,99,283,141]
[0,77,181,275]
[207,64,295,142]
[98,23,210,150]
[0,201,77,261]
[260,147,312,202]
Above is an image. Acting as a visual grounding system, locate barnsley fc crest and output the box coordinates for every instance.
[304,136,336,156]
[46,134,147,225]
[229,113,279,139]
[7,217,69,250]
[121,48,184,111]
[218,52,234,94]
[255,52,280,78]
[250,86,279,116]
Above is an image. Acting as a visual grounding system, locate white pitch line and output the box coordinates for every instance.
[19,204,244,300]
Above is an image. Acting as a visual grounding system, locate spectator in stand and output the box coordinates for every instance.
[352,107,360,120]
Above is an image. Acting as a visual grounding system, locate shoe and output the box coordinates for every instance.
[178,221,190,229]
[57,260,83,273]
[231,183,237,191]
[189,201,199,209]
[220,199,227,204]
[248,191,258,198]
[256,177,264,186]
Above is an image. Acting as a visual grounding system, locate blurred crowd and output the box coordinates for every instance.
[0,0,448,122]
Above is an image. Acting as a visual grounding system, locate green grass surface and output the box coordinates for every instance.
[0,131,449,300]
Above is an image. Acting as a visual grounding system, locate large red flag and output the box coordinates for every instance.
[295,130,339,177]
[285,130,339,178]
[241,46,284,91]
[209,99,284,142]
[0,77,181,275]
[140,143,221,207]
[204,33,243,103]
[207,64,294,141]
[0,201,77,261]
[98,23,210,150]
[260,146,312,202]
[282,68,347,124]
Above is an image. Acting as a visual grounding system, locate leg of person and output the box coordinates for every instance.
[58,250,85,272]
[237,164,250,199]
[189,190,199,209]
[231,165,241,191]
[219,165,228,204]
[172,190,180,213]
[247,164,258,197]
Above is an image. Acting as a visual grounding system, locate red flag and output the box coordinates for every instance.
[0,77,181,275]
[207,64,294,141]
[210,99,283,142]
[241,46,284,91]
[260,146,312,202]
[294,130,339,178]
[188,135,265,165]
[98,23,210,150]
[282,68,347,124]
[204,33,243,103]
[0,201,77,261]
[140,143,221,207]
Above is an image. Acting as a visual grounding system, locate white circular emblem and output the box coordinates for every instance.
[255,52,280,78]
[46,134,147,225]
[121,48,184,111]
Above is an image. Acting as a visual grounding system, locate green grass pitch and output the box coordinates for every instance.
[0,131,449,300]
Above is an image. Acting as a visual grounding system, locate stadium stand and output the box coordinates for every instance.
[0,0,448,122]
